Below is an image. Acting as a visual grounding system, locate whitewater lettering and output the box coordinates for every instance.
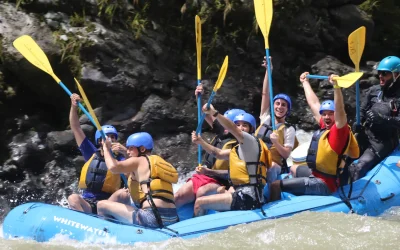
[53,216,109,237]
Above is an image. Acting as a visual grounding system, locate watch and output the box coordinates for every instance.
[213,110,219,117]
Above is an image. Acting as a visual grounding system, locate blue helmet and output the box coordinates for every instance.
[126,132,154,150]
[233,113,256,131]
[95,125,118,145]
[377,56,400,73]
[273,93,292,116]
[319,100,335,114]
[224,109,246,121]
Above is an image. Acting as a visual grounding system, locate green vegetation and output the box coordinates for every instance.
[70,12,86,27]
[15,0,34,10]
[52,31,94,79]
[359,0,400,55]
[96,0,150,39]
[0,36,3,64]
[128,2,150,39]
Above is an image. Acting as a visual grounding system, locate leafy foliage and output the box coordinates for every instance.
[359,0,400,56]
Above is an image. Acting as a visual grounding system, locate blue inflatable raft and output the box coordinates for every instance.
[3,148,400,245]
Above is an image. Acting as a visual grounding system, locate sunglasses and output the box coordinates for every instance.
[378,70,391,76]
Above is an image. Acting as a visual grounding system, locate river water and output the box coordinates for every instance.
[3,130,399,249]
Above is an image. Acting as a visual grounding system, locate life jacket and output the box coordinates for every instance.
[203,135,237,170]
[255,122,299,165]
[229,137,272,187]
[138,155,178,206]
[78,151,121,194]
[128,173,140,205]
[306,126,360,177]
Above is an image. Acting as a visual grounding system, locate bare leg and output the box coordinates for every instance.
[194,193,233,217]
[97,200,136,224]
[67,194,92,213]
[290,164,299,177]
[174,180,195,208]
[269,180,282,202]
[196,183,221,198]
[217,186,227,194]
[108,188,131,205]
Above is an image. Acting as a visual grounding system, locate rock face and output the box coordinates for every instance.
[0,0,390,210]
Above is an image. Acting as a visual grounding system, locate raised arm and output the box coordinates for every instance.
[102,139,141,173]
[192,131,230,160]
[260,57,272,116]
[195,84,215,127]
[201,104,244,143]
[69,94,86,146]
[300,72,321,123]
[329,74,347,129]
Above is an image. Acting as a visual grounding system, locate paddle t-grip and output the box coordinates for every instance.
[306,75,329,80]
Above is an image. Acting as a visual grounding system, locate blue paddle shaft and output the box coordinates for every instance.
[197,79,202,165]
[306,75,329,80]
[196,91,216,134]
[356,81,360,125]
[266,49,276,130]
[59,82,128,186]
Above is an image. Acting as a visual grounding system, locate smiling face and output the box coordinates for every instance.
[321,110,335,129]
[235,121,251,133]
[274,99,289,119]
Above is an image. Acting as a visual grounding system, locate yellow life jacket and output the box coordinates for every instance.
[128,173,140,205]
[138,155,178,206]
[306,126,360,177]
[78,151,121,194]
[255,122,299,165]
[229,137,272,187]
[212,139,237,170]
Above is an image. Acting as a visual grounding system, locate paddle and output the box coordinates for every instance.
[75,78,128,186]
[306,72,364,88]
[196,56,229,134]
[348,26,366,125]
[12,35,96,127]
[195,15,202,167]
[254,0,275,130]
[13,35,128,185]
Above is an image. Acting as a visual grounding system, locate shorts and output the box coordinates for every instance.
[132,207,179,228]
[189,174,220,194]
[267,165,282,184]
[280,175,331,196]
[83,197,99,214]
[231,186,262,211]
[296,165,312,177]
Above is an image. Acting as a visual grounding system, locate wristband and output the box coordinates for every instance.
[213,110,219,117]
[333,84,340,89]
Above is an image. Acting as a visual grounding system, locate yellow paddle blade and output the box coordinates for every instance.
[334,72,364,88]
[213,56,229,92]
[74,78,102,131]
[348,26,366,72]
[254,0,273,49]
[13,35,61,83]
[195,15,202,80]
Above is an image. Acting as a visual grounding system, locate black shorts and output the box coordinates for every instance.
[231,186,261,211]
[83,197,99,214]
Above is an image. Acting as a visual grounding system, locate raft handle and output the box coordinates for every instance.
[380,193,395,202]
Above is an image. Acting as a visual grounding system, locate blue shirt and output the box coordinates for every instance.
[78,137,125,199]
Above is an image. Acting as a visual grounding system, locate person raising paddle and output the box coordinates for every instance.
[255,57,296,183]
[269,72,359,201]
[67,93,128,214]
